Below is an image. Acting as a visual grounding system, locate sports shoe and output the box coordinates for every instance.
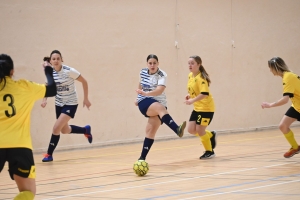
[84,125,93,144]
[176,121,186,138]
[283,146,300,158]
[200,151,215,159]
[210,131,218,149]
[42,154,53,162]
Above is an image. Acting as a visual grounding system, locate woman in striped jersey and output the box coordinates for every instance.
[41,50,92,162]
[261,57,300,158]
[135,54,186,161]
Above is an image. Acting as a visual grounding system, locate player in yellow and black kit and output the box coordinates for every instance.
[0,54,56,200]
[184,55,217,159]
[262,57,300,158]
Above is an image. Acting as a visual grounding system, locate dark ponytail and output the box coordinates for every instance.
[190,55,211,86]
[0,54,14,91]
[43,57,50,62]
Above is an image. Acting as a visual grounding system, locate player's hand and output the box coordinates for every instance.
[134,100,138,106]
[184,99,194,105]
[136,89,147,96]
[41,100,47,108]
[185,94,190,100]
[42,61,51,68]
[83,99,92,110]
[261,102,271,109]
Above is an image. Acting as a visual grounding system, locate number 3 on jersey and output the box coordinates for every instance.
[3,94,16,117]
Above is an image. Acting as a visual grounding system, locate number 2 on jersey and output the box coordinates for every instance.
[3,94,16,117]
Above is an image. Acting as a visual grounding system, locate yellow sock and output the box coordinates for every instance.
[200,133,212,151]
[284,130,298,149]
[14,191,34,200]
[205,130,213,138]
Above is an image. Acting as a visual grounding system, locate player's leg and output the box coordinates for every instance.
[138,116,161,160]
[14,175,35,200]
[146,102,186,137]
[60,105,93,143]
[7,148,36,199]
[43,113,71,162]
[196,125,215,159]
[279,111,299,158]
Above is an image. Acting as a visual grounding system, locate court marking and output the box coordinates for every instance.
[179,179,300,199]
[42,168,257,200]
[42,161,298,200]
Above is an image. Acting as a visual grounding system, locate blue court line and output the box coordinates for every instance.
[140,173,300,200]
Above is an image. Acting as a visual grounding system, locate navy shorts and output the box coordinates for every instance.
[189,110,214,126]
[0,148,35,180]
[56,104,78,119]
[138,98,158,117]
[285,106,300,121]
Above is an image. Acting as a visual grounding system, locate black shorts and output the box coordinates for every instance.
[189,110,214,126]
[56,104,78,119]
[285,106,300,121]
[0,148,35,180]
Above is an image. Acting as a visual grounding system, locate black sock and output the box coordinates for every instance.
[139,137,154,160]
[161,114,179,134]
[70,125,86,134]
[47,134,60,155]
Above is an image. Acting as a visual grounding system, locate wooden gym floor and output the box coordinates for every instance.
[1,127,300,200]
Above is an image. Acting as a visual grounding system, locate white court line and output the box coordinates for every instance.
[264,162,296,168]
[179,179,300,199]
[42,168,256,200]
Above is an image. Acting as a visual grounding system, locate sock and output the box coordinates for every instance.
[205,130,213,138]
[193,130,212,138]
[200,133,212,151]
[70,125,86,134]
[161,114,179,133]
[47,134,60,155]
[139,137,154,160]
[14,191,34,200]
[284,130,298,149]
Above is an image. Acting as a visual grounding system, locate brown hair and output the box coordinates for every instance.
[268,57,290,75]
[190,55,211,86]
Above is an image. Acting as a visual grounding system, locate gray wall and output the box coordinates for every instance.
[1,0,300,152]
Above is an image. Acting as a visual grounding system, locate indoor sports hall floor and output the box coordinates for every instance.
[1,127,300,200]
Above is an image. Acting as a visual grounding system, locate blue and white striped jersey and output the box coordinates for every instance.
[53,65,80,106]
[137,68,167,107]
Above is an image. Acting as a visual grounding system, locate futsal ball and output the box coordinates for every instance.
[133,160,149,176]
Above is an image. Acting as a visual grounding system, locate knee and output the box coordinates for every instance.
[52,125,62,134]
[187,127,198,135]
[278,123,288,133]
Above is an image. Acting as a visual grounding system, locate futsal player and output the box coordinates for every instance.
[261,57,300,158]
[135,54,186,161]
[41,50,92,162]
[184,55,217,159]
[0,54,56,200]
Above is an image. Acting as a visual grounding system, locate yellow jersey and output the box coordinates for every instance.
[0,77,46,149]
[187,72,215,112]
[283,72,300,113]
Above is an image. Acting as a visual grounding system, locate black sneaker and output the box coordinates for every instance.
[176,121,186,138]
[200,151,215,159]
[210,131,217,149]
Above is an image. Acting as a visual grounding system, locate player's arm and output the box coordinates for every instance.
[44,65,57,97]
[76,75,91,109]
[191,93,208,102]
[261,95,289,108]
[136,85,165,97]
[134,83,142,106]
